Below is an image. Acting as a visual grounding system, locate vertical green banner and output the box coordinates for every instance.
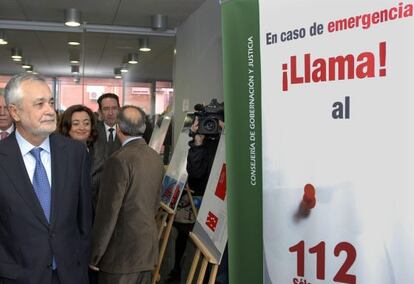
[221,1,262,283]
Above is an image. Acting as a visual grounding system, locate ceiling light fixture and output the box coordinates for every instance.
[127,53,139,64]
[139,38,151,52]
[151,14,168,31]
[69,49,80,64]
[67,34,81,46]
[114,67,122,79]
[71,65,80,75]
[73,76,80,84]
[68,41,80,46]
[68,39,80,46]
[22,61,32,69]
[11,47,23,59]
[26,66,33,73]
[64,8,81,27]
[0,31,8,45]
[120,64,129,73]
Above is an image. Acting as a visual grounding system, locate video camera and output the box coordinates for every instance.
[194,99,224,135]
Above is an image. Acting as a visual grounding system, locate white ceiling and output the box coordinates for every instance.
[0,0,207,82]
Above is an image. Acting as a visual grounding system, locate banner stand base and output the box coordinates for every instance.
[186,232,219,284]
[152,203,175,284]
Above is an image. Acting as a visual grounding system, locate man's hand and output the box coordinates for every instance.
[190,116,199,133]
[191,116,205,145]
[219,120,225,130]
[194,134,205,146]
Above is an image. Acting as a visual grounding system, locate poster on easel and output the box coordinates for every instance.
[160,113,194,211]
[222,0,414,283]
[193,133,227,264]
[149,112,172,154]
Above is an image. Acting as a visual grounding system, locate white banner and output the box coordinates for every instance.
[193,133,227,263]
[149,113,172,153]
[160,113,193,211]
[260,1,414,283]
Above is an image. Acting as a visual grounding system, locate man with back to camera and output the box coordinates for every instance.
[0,90,14,139]
[91,93,122,208]
[0,73,92,284]
[90,105,164,284]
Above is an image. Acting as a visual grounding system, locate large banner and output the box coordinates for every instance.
[222,0,414,283]
[222,1,262,283]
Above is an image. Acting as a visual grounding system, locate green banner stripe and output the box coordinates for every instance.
[222,0,262,283]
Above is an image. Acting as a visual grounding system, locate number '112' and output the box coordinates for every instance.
[289,241,356,284]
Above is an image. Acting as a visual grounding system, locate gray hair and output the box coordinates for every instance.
[4,73,47,106]
[117,105,147,136]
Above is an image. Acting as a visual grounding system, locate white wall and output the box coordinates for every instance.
[173,0,223,143]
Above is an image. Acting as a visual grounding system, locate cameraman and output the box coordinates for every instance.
[166,113,224,283]
[186,116,222,196]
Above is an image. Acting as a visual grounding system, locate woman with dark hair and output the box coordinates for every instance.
[59,104,99,284]
[59,104,98,150]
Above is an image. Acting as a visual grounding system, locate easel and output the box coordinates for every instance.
[152,187,198,283]
[186,232,219,284]
[152,202,175,284]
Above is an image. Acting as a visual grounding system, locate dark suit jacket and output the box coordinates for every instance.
[91,138,164,273]
[91,122,121,208]
[0,132,92,284]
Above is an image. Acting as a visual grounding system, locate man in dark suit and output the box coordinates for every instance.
[0,74,92,284]
[0,91,14,139]
[91,93,121,207]
[90,105,164,284]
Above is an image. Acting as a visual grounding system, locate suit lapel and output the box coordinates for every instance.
[49,134,67,229]
[0,133,49,227]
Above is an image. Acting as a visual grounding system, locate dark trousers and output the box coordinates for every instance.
[52,270,61,284]
[172,222,194,272]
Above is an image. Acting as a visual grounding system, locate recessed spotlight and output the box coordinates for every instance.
[151,14,168,31]
[11,47,23,59]
[114,67,122,79]
[64,8,81,27]
[128,53,139,64]
[120,65,129,73]
[68,41,80,46]
[71,65,80,75]
[139,38,151,52]
[0,31,8,45]
[22,62,32,69]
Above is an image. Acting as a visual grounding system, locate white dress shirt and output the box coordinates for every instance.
[0,124,14,139]
[104,123,117,142]
[15,130,52,186]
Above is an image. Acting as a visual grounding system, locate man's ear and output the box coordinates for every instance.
[7,105,20,122]
[115,126,125,141]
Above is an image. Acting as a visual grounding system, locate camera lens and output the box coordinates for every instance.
[203,118,217,132]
